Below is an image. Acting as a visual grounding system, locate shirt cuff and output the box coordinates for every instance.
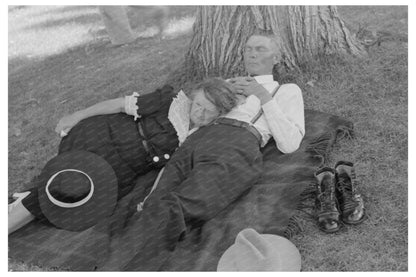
[124,92,141,120]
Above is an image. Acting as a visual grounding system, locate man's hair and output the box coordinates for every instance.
[188,78,238,115]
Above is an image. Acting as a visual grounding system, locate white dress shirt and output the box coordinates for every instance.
[224,75,305,153]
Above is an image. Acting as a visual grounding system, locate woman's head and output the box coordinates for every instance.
[188,78,238,127]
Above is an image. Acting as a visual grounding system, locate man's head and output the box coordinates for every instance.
[244,33,281,76]
[188,78,238,127]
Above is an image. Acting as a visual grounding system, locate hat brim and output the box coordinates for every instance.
[37,150,118,232]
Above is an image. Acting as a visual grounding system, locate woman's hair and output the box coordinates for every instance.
[188,78,239,115]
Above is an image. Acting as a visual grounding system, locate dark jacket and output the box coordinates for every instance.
[134,85,179,167]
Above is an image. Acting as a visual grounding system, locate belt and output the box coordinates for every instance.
[214,117,262,145]
[137,121,171,165]
[137,120,152,154]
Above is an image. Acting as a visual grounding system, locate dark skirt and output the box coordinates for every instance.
[22,113,172,219]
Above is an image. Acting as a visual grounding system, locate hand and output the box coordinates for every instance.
[55,113,80,137]
[228,76,257,96]
[229,76,272,105]
[228,76,251,84]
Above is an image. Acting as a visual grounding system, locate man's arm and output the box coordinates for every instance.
[228,77,272,105]
[229,77,305,153]
[261,83,305,153]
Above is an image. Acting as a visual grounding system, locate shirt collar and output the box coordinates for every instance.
[253,75,274,85]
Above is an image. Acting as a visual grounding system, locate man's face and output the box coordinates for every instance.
[244,35,279,76]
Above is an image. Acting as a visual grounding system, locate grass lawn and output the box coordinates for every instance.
[8,5,408,271]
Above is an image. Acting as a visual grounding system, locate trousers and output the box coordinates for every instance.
[98,122,263,270]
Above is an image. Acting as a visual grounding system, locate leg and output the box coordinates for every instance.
[9,186,47,235]
[98,6,136,45]
[8,193,35,235]
[99,124,262,270]
[155,6,170,38]
[160,125,263,222]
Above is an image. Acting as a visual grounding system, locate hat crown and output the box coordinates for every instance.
[38,150,118,232]
[234,228,280,271]
[217,228,301,271]
[48,170,92,203]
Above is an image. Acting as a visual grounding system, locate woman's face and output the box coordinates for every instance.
[189,89,220,127]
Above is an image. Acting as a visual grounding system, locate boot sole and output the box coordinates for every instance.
[342,213,366,225]
[319,227,340,233]
[318,224,340,233]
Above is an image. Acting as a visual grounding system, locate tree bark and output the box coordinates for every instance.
[182,6,365,83]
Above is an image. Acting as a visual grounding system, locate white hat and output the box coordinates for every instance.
[217,228,301,271]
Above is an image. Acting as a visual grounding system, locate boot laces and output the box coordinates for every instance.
[337,177,359,214]
[317,184,337,214]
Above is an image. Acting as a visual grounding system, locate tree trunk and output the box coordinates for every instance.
[182,6,366,83]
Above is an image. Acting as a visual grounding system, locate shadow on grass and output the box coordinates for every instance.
[28,5,98,19]
[21,6,197,36]
[22,13,102,33]
[10,5,197,62]
[8,5,27,12]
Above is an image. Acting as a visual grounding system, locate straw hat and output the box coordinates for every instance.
[37,150,118,231]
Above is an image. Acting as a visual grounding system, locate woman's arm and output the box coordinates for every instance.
[55,97,125,136]
[55,85,176,137]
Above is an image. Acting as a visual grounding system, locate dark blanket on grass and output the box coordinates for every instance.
[9,109,353,271]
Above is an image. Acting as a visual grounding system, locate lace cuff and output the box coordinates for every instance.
[124,92,141,120]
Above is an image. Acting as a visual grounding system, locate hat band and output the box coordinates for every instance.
[45,169,94,208]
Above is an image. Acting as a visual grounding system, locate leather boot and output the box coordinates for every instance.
[334,161,366,225]
[314,167,340,233]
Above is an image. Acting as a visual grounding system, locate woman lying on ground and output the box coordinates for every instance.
[8,78,239,235]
